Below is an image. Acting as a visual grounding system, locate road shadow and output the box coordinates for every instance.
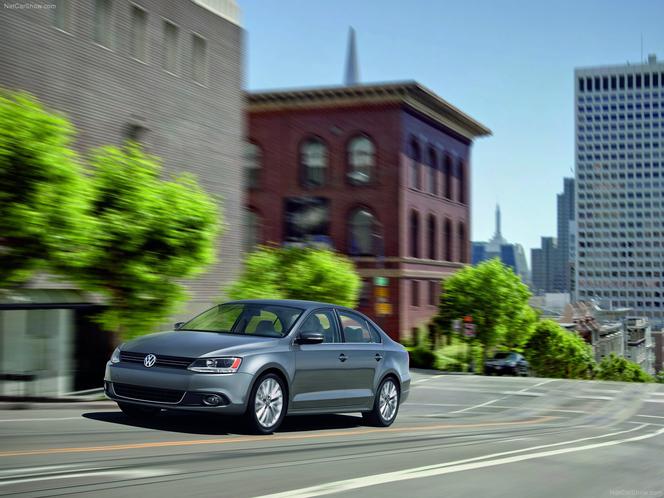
[82,410,364,435]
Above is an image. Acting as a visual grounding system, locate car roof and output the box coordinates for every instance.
[223,299,354,311]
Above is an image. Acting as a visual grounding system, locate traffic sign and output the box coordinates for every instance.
[374,276,389,287]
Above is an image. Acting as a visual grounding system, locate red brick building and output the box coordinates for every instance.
[245,82,490,341]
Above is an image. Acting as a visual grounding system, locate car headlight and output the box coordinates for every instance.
[110,346,122,364]
[508,361,516,367]
[188,357,242,374]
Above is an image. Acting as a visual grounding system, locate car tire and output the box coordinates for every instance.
[363,377,400,427]
[245,373,287,435]
[117,402,159,419]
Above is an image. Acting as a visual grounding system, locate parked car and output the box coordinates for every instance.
[484,351,529,376]
[104,300,410,434]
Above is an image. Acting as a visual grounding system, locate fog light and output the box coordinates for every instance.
[203,394,222,406]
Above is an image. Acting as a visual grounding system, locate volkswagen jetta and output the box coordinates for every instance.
[104,300,410,434]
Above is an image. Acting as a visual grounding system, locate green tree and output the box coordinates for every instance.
[524,320,595,379]
[69,143,220,340]
[228,245,361,307]
[595,353,653,383]
[0,91,91,288]
[434,259,535,364]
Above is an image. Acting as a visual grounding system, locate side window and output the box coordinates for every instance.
[337,311,378,343]
[300,310,340,343]
[368,323,384,343]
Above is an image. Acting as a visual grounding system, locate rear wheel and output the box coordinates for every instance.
[117,402,159,419]
[245,373,286,435]
[363,377,400,427]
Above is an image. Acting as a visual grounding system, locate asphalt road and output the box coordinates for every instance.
[2,371,664,498]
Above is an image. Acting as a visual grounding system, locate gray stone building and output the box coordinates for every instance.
[0,0,243,394]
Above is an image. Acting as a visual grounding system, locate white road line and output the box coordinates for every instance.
[637,414,664,420]
[450,398,503,414]
[574,395,614,401]
[502,391,545,397]
[403,403,467,408]
[644,399,664,404]
[649,392,664,396]
[530,379,556,389]
[412,375,447,384]
[255,425,658,498]
[0,469,168,487]
[0,417,82,423]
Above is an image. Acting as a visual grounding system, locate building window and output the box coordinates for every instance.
[300,138,328,187]
[444,218,453,261]
[349,208,379,256]
[410,138,421,189]
[163,20,179,74]
[428,280,437,306]
[94,0,112,47]
[130,5,147,62]
[412,280,420,307]
[457,159,466,204]
[52,0,70,31]
[458,222,466,263]
[244,142,261,189]
[428,148,437,195]
[410,210,420,258]
[192,33,207,84]
[427,214,437,260]
[444,154,453,199]
[243,209,261,253]
[347,136,375,185]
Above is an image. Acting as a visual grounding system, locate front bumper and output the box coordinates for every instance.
[104,361,253,414]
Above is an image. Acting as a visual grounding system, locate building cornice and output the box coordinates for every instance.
[247,81,491,140]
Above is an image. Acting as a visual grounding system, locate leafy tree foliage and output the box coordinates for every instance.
[595,353,653,383]
[434,259,535,361]
[524,320,595,379]
[0,91,90,287]
[228,245,361,308]
[69,143,219,340]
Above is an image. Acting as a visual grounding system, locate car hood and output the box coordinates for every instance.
[123,331,281,358]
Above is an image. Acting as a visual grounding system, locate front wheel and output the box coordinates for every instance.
[245,373,286,435]
[363,377,400,427]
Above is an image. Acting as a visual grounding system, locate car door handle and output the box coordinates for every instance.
[374,353,383,361]
[338,353,347,362]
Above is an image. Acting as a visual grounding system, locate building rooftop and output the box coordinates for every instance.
[247,81,492,140]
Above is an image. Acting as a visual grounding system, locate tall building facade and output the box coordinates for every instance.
[556,177,575,292]
[246,82,490,340]
[574,55,664,325]
[531,236,557,294]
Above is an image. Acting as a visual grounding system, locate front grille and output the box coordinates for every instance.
[113,383,185,404]
[119,351,193,369]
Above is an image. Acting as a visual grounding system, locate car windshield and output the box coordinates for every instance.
[180,303,304,338]
[492,352,511,360]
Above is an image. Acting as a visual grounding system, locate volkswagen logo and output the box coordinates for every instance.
[143,354,157,368]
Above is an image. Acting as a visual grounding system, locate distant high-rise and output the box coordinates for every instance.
[472,205,529,283]
[344,27,359,86]
[574,55,664,324]
[556,177,575,292]
[531,237,557,294]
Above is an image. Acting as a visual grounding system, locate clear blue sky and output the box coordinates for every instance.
[240,0,664,263]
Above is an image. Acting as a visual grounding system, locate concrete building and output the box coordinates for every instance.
[574,55,664,326]
[624,316,653,373]
[531,236,558,294]
[0,0,243,394]
[652,330,664,373]
[471,205,529,283]
[556,177,575,293]
[246,81,490,340]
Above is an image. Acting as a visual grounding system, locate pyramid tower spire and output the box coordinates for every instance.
[344,27,359,86]
[495,204,502,237]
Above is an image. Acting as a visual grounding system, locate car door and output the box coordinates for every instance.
[335,309,384,409]
[291,308,349,411]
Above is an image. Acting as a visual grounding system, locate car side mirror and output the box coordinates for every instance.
[174,322,185,330]
[296,331,324,345]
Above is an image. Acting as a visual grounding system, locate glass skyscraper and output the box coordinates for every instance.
[574,55,664,325]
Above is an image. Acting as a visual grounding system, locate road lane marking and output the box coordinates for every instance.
[0,416,556,458]
[574,395,614,401]
[637,414,664,419]
[501,391,545,397]
[256,424,658,498]
[644,399,664,403]
[450,398,503,414]
[0,468,167,487]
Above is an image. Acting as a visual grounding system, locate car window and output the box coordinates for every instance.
[300,309,340,343]
[245,310,283,336]
[493,352,510,360]
[337,310,378,343]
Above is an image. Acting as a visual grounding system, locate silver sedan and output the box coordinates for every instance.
[104,299,410,434]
